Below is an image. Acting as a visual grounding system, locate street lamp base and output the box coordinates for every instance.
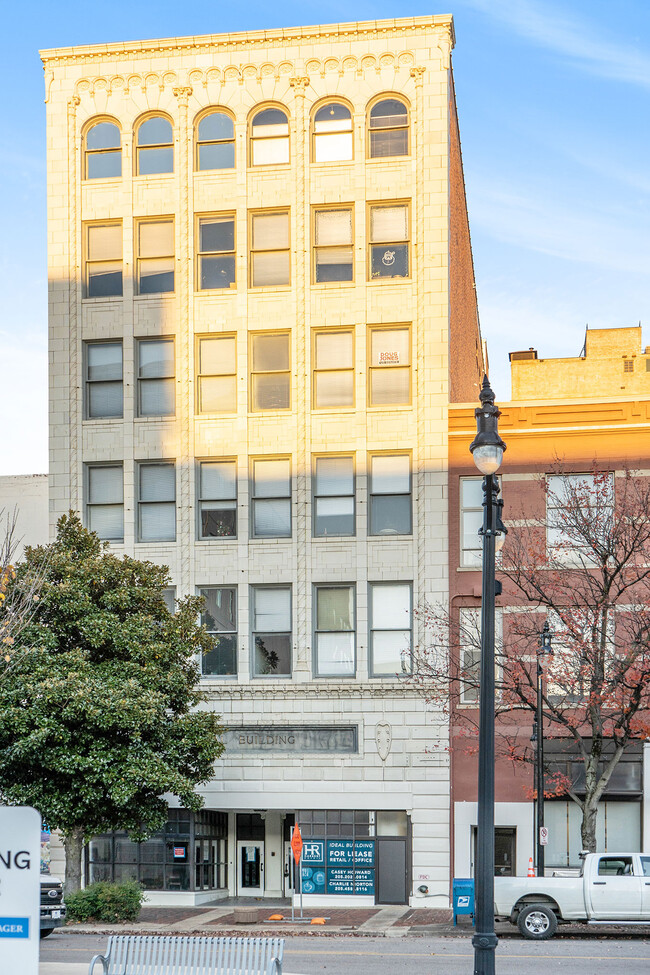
[472,931,499,975]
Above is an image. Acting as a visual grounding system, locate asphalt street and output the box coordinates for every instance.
[39,932,650,975]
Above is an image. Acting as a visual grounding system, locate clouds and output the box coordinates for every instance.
[460,0,650,88]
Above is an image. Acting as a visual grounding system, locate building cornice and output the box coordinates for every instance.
[40,15,455,66]
[202,681,422,702]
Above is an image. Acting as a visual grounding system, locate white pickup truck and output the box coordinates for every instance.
[494,852,650,939]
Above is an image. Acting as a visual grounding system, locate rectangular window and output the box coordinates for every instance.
[369,326,411,405]
[250,211,290,287]
[138,462,176,542]
[623,359,634,373]
[368,204,409,280]
[251,458,291,538]
[196,335,237,414]
[461,477,495,568]
[86,464,124,541]
[250,332,290,411]
[369,454,411,536]
[199,587,237,676]
[459,607,503,704]
[314,585,355,677]
[313,456,354,537]
[198,460,237,539]
[85,342,123,419]
[547,473,613,558]
[313,329,354,409]
[313,208,353,282]
[85,222,122,298]
[162,587,176,613]
[197,215,235,290]
[137,219,174,294]
[370,583,412,677]
[137,339,175,416]
[251,586,292,677]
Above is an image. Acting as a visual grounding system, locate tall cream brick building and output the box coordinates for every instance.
[41,15,483,906]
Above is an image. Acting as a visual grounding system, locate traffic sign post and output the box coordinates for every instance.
[0,806,41,975]
[290,824,303,921]
[540,826,549,846]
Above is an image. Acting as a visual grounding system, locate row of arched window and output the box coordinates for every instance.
[84,98,409,179]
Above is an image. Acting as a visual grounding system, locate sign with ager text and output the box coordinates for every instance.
[0,806,40,974]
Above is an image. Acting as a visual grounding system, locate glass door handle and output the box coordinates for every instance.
[593,881,606,885]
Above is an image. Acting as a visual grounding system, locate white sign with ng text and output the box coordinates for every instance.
[0,806,41,974]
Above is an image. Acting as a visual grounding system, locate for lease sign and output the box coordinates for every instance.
[0,806,40,974]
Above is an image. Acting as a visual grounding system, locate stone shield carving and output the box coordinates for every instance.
[375,721,392,761]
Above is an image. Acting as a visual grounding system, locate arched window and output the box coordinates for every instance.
[85,121,121,179]
[136,116,173,175]
[250,108,289,166]
[313,103,353,163]
[368,99,409,158]
[196,111,235,170]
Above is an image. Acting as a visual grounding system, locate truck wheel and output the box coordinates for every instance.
[517,904,558,940]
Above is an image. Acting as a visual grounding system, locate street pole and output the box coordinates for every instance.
[469,377,507,975]
[536,622,553,877]
[536,650,544,877]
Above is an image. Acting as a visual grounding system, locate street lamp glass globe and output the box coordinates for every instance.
[495,532,505,553]
[472,444,503,475]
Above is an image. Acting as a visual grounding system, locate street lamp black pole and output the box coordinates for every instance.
[469,376,507,975]
[536,622,553,877]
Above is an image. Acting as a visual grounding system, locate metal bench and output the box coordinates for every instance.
[88,935,284,975]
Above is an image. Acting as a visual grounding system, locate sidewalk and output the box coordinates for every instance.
[60,903,650,939]
[62,903,475,938]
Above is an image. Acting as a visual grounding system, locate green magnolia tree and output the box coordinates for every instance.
[0,513,224,892]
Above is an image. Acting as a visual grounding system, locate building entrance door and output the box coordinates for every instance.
[472,827,516,876]
[376,837,408,904]
[237,841,264,895]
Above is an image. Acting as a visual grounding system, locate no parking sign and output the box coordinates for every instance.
[0,806,41,974]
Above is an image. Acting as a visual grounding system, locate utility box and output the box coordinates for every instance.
[452,877,475,925]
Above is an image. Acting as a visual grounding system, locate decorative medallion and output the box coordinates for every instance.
[375,721,392,761]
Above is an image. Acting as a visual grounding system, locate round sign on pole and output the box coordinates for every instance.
[290,824,303,864]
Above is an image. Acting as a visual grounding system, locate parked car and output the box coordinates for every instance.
[40,874,66,938]
[494,852,650,939]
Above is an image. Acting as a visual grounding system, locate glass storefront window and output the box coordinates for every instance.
[86,809,228,892]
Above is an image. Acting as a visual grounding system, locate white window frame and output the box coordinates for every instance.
[369,582,412,678]
[85,463,124,542]
[251,585,292,678]
[199,586,238,677]
[368,324,411,406]
[197,459,237,540]
[369,453,412,536]
[137,338,175,417]
[84,221,123,298]
[313,455,355,537]
[313,584,356,677]
[136,218,175,295]
[250,457,291,539]
[196,334,237,414]
[137,461,176,543]
[196,213,236,291]
[312,328,354,410]
[458,607,503,705]
[84,341,123,419]
[249,331,291,411]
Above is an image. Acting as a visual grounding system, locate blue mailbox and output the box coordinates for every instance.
[452,877,475,925]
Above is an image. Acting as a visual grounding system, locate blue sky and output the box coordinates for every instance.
[1,0,649,473]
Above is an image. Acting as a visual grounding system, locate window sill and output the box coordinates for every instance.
[366,155,411,163]
[312,535,356,542]
[366,404,413,411]
[195,412,238,418]
[133,173,175,181]
[247,410,292,416]
[312,409,356,415]
[82,295,123,303]
[134,415,176,422]
[134,293,176,300]
[248,285,292,293]
[310,281,355,290]
[367,277,411,285]
[247,164,292,172]
[83,416,124,423]
[196,537,238,543]
[83,176,123,185]
[194,288,237,296]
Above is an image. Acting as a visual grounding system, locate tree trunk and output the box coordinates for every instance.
[580,800,598,853]
[63,827,85,893]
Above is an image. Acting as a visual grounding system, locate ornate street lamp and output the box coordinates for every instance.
[535,622,553,877]
[469,376,507,975]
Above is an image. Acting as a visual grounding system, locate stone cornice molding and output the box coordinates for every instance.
[72,52,426,101]
[41,15,454,65]
[201,682,423,702]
